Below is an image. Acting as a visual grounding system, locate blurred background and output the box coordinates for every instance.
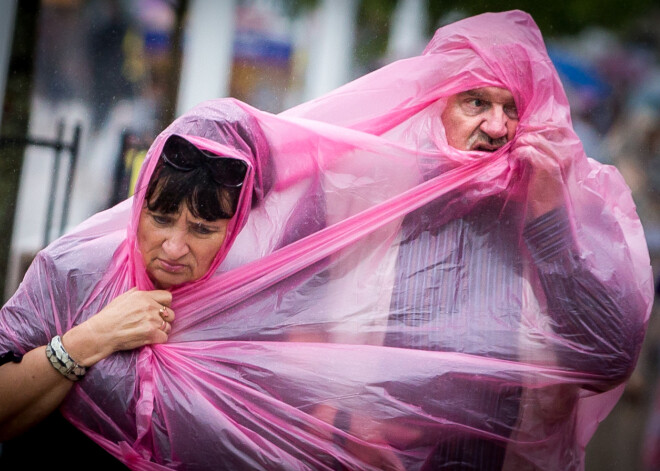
[1,0,659,469]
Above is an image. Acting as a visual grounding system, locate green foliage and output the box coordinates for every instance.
[355,0,399,66]
[425,0,657,38]
[284,0,656,68]
[283,0,398,68]
[281,0,320,16]
[285,0,656,38]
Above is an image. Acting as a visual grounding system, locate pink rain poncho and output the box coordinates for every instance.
[0,10,653,471]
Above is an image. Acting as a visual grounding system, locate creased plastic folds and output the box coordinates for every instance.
[0,10,653,471]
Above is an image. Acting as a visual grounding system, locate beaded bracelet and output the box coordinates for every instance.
[45,335,87,381]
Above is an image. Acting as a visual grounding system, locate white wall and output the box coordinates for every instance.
[176,0,237,116]
[302,0,359,101]
[387,0,428,60]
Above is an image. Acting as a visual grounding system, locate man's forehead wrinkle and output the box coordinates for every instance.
[462,90,484,98]
[457,88,517,105]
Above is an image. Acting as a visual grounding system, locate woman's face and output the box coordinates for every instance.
[137,204,229,289]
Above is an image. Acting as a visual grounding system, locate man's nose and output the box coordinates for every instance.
[480,107,509,139]
[162,232,190,259]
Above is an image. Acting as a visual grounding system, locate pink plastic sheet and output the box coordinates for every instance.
[0,10,653,470]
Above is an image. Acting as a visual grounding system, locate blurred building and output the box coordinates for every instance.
[0,0,429,299]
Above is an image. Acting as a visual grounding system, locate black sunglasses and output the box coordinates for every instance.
[161,135,248,188]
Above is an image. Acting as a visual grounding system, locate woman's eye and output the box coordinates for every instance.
[152,215,170,225]
[192,224,214,235]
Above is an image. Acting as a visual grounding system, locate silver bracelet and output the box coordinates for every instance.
[45,335,87,381]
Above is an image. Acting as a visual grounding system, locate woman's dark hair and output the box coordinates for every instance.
[145,153,243,221]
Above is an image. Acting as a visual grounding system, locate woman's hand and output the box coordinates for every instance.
[62,288,175,367]
[0,288,174,439]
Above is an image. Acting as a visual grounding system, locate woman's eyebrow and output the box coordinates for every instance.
[149,210,171,218]
[190,220,220,230]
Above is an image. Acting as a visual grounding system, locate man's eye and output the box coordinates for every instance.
[505,105,519,119]
[463,98,487,112]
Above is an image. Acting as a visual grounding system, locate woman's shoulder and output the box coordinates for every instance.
[0,230,127,354]
[38,228,125,278]
[40,199,132,278]
[8,230,127,320]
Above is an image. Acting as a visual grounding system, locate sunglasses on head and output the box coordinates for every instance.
[161,135,248,188]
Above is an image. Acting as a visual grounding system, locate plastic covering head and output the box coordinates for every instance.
[122,99,272,292]
[0,10,652,471]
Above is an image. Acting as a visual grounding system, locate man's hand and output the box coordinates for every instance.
[526,163,565,219]
[309,404,407,470]
[514,144,567,220]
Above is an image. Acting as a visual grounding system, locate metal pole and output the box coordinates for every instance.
[43,120,64,246]
[59,123,81,236]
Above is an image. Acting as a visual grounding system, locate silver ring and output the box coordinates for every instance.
[158,306,167,319]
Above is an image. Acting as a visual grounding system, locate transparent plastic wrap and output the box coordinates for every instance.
[0,10,652,471]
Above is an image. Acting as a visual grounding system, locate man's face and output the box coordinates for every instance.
[441,87,519,151]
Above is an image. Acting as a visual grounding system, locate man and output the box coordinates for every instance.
[286,10,651,470]
[380,84,587,469]
[380,85,523,469]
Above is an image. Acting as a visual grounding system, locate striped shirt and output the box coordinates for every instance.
[384,196,637,469]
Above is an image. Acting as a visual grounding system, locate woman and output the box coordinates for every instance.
[0,100,268,467]
[2,133,248,409]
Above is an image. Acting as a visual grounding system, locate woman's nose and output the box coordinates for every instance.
[480,108,509,139]
[162,232,190,259]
